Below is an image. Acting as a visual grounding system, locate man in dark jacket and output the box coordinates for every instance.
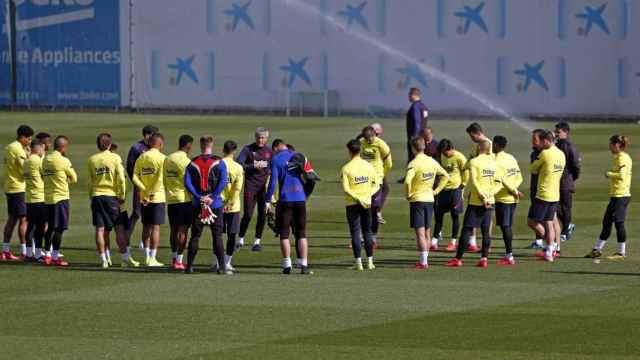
[398,87,429,183]
[554,122,581,241]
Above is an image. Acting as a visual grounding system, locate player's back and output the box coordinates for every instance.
[164,150,191,204]
[88,150,125,198]
[467,153,500,206]
[222,157,244,210]
[533,145,565,202]
[405,153,444,202]
[134,148,166,203]
[495,151,522,203]
[269,150,305,202]
[341,156,376,206]
[23,154,44,203]
[42,150,76,204]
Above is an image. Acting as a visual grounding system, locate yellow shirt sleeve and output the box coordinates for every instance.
[116,161,127,200]
[404,166,416,200]
[132,157,146,191]
[66,159,78,184]
[380,141,392,176]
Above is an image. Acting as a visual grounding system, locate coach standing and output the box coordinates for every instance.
[554,122,581,242]
[236,127,272,251]
[400,88,429,183]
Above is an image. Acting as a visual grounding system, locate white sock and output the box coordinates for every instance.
[52,250,60,261]
[2,243,9,252]
[419,251,428,265]
[171,252,177,260]
[238,237,244,245]
[296,258,303,266]
[545,247,553,257]
[555,243,561,252]
[45,250,51,257]
[300,258,308,267]
[367,256,373,263]
[149,249,157,260]
[224,255,232,266]
[35,248,42,258]
[99,252,107,262]
[20,243,27,255]
[105,249,111,260]
[469,236,477,247]
[595,240,607,250]
[144,248,150,259]
[355,257,362,264]
[26,247,33,257]
[535,238,543,246]
[254,238,261,245]
[505,252,513,259]
[450,238,457,245]
[176,254,184,263]
[282,257,292,269]
[618,242,626,255]
[431,238,438,247]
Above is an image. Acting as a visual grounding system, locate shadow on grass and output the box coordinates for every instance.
[544,270,640,277]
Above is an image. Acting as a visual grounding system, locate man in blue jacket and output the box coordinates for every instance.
[399,87,429,183]
[184,135,228,274]
[265,141,313,275]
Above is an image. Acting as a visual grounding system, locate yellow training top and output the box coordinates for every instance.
[531,145,566,202]
[405,153,449,203]
[467,153,502,206]
[132,148,166,204]
[607,151,632,197]
[42,150,78,204]
[4,141,27,193]
[494,151,523,204]
[163,150,192,204]
[440,150,468,190]
[23,154,44,203]
[87,150,127,200]
[340,155,378,207]
[359,137,392,183]
[222,156,244,213]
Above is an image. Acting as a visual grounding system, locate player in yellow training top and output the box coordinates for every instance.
[42,136,78,266]
[404,137,449,269]
[88,133,140,269]
[221,140,244,272]
[527,129,566,262]
[586,135,633,260]
[23,138,45,262]
[433,139,468,252]
[2,125,33,260]
[445,140,502,268]
[133,133,167,267]
[164,135,193,270]
[341,139,379,271]
[359,125,392,246]
[492,136,523,266]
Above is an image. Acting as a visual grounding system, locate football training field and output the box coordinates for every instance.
[1,112,638,360]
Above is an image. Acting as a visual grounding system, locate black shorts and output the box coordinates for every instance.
[409,202,434,229]
[436,188,463,215]
[6,192,26,217]
[223,212,241,234]
[371,185,384,208]
[46,200,70,231]
[141,203,166,225]
[276,201,307,240]
[26,202,47,224]
[168,202,193,227]
[495,202,517,227]
[462,204,492,229]
[116,209,129,228]
[528,198,558,222]
[91,196,120,230]
[603,197,631,223]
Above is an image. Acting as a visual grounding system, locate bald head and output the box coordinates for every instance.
[370,123,383,137]
[478,139,492,154]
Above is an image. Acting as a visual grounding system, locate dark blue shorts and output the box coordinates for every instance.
[141,203,166,225]
[26,202,46,225]
[6,192,26,217]
[495,202,517,227]
[46,200,70,231]
[528,198,558,222]
[436,188,463,215]
[462,205,492,229]
[410,202,434,229]
[91,196,120,230]
[168,202,193,227]
[223,212,241,234]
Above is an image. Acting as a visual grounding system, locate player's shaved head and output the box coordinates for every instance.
[54,135,70,154]
[370,123,383,136]
[96,133,112,151]
[478,139,492,154]
[150,133,164,149]
[411,136,426,152]
[223,140,237,155]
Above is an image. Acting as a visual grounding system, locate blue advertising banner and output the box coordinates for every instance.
[1,0,120,106]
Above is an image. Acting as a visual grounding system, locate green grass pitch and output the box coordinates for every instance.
[0,112,638,360]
